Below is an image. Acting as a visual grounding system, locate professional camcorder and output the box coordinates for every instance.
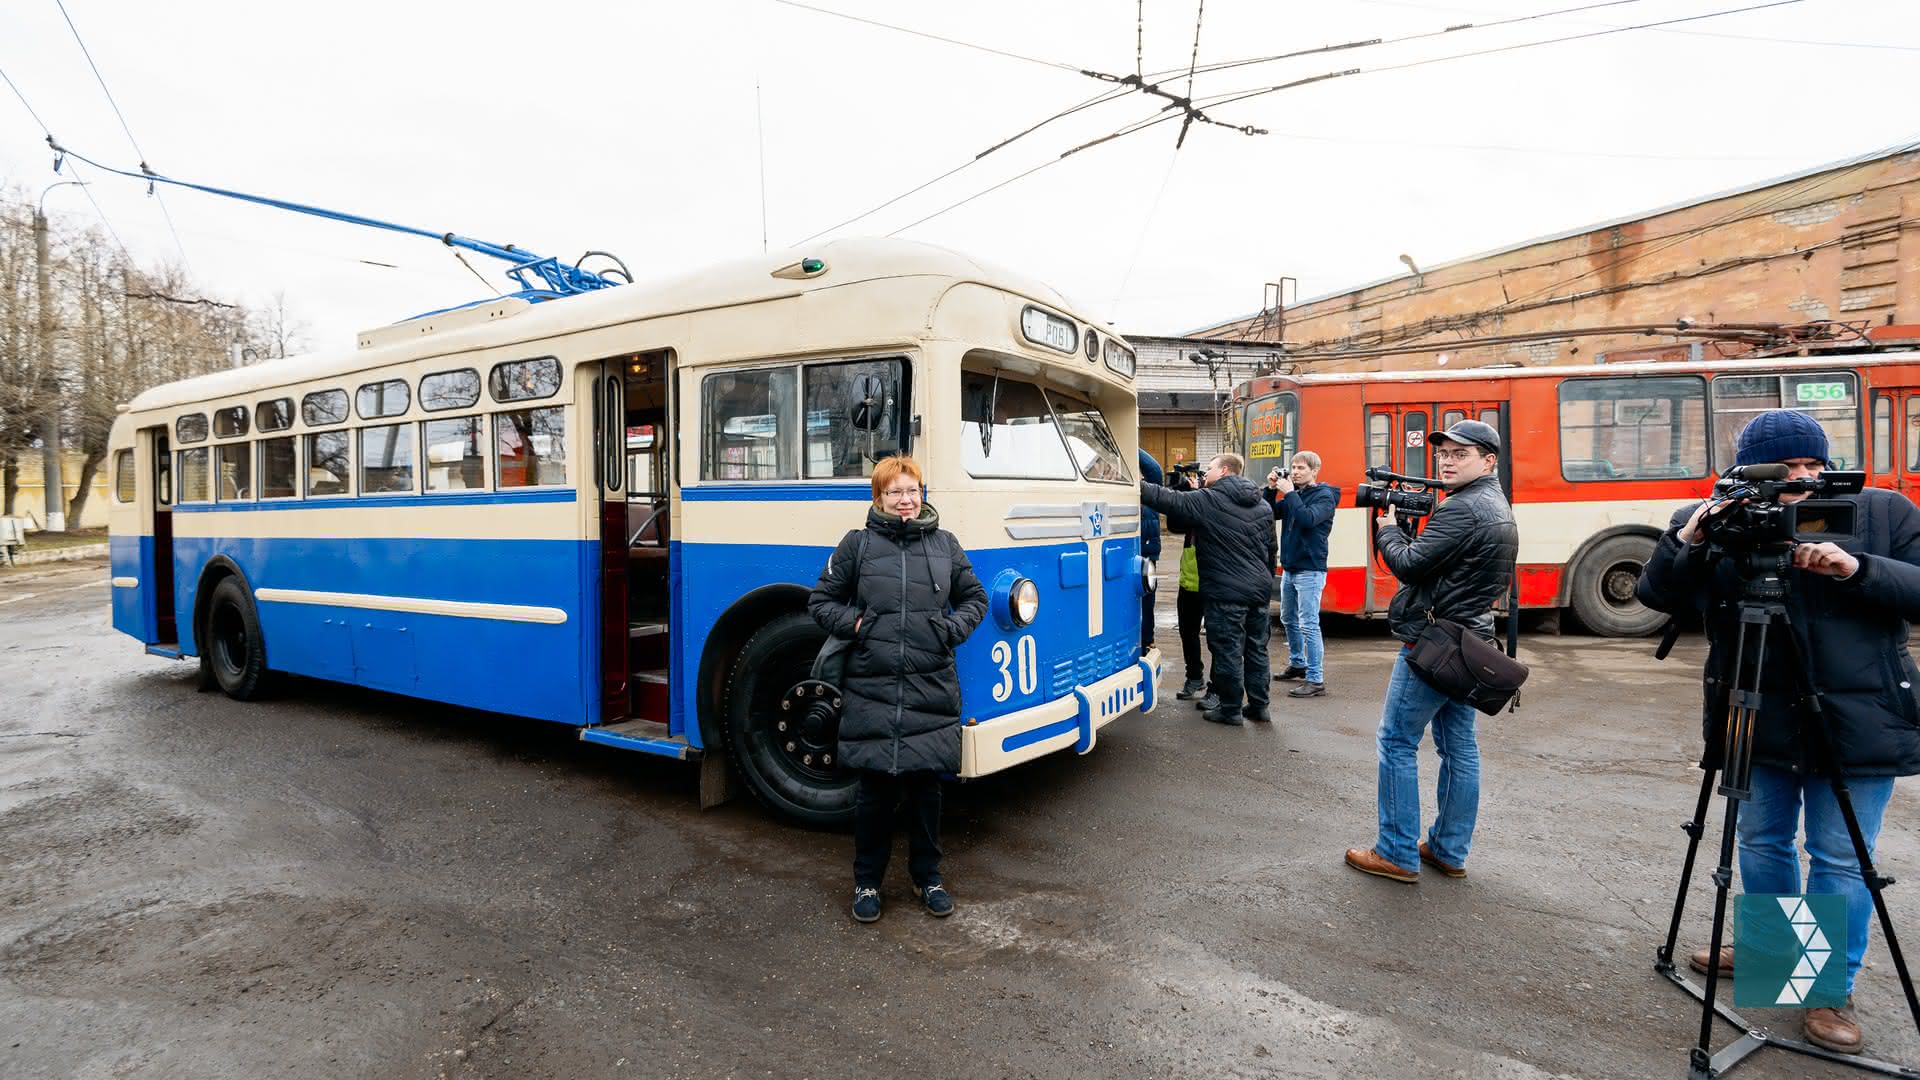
[1698,463,1864,550]
[1168,461,1205,490]
[1354,466,1438,518]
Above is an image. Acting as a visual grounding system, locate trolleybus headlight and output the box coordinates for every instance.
[990,570,1042,631]
[1133,555,1156,596]
[1012,577,1040,626]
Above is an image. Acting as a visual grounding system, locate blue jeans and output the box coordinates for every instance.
[1737,764,1897,993]
[1375,652,1480,871]
[1280,570,1327,682]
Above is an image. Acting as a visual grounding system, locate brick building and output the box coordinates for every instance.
[1125,335,1286,470]
[1193,144,1920,372]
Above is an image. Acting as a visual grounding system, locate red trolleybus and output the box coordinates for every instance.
[1228,343,1920,636]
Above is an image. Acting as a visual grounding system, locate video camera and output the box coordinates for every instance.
[1354,466,1439,519]
[1698,463,1863,550]
[1168,461,1205,490]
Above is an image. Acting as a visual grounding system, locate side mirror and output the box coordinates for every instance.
[849,374,887,432]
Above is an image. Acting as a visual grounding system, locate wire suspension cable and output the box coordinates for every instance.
[769,0,1085,72]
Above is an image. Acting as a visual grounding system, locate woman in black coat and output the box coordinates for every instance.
[808,455,988,924]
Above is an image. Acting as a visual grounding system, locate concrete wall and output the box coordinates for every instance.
[6,450,112,530]
[1197,149,1920,372]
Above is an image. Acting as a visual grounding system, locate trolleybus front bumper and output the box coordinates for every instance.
[959,647,1161,778]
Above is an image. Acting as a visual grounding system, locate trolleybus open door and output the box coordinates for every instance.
[147,427,178,647]
[1869,387,1920,503]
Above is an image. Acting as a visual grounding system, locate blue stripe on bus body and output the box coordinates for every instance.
[680,485,872,502]
[1002,716,1078,752]
[168,489,577,512]
[164,534,590,725]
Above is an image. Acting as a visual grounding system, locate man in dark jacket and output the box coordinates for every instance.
[1141,452,1275,725]
[1636,408,1920,1055]
[1345,419,1517,885]
[1265,450,1341,698]
[1138,448,1163,650]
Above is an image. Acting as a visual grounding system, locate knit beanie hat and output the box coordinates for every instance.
[1735,409,1829,467]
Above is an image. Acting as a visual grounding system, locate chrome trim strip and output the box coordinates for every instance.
[253,587,568,625]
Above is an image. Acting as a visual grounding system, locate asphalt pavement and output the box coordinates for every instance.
[2,558,1916,1079]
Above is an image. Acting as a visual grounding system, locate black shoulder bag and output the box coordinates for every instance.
[1405,607,1530,716]
[812,530,869,686]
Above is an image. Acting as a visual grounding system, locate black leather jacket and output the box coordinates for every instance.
[1375,474,1518,643]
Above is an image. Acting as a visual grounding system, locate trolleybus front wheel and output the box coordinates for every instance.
[205,576,274,701]
[722,612,858,829]
[1568,534,1663,637]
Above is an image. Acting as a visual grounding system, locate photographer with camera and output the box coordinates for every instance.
[1164,461,1212,701]
[1344,419,1518,884]
[1141,453,1275,725]
[1636,409,1920,1055]
[1265,451,1341,699]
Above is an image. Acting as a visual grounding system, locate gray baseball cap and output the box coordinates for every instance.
[1430,418,1501,454]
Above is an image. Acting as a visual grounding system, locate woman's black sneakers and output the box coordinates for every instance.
[916,883,955,917]
[852,887,882,923]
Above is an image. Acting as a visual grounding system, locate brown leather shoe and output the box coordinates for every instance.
[1418,841,1466,878]
[1805,997,1862,1055]
[1687,945,1733,977]
[1344,847,1417,883]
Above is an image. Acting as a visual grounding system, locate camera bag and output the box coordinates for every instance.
[1406,612,1530,716]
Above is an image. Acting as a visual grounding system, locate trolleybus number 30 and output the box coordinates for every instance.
[991,635,1039,702]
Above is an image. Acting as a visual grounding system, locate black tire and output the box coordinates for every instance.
[205,576,273,701]
[1568,534,1664,637]
[721,612,859,828]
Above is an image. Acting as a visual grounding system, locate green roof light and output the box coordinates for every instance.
[801,257,825,274]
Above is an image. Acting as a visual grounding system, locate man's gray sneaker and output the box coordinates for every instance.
[1192,693,1221,712]
[1175,679,1207,700]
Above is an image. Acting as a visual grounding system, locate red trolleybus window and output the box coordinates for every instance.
[1402,412,1427,475]
[1874,394,1891,473]
[1559,376,1707,481]
[1906,397,1920,472]
[1366,413,1391,470]
[1710,371,1859,471]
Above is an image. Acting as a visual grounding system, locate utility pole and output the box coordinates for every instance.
[33,203,64,532]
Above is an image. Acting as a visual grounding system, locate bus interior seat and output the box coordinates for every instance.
[1564,459,1617,481]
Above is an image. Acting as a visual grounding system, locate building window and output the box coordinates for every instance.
[257,398,294,432]
[176,414,209,444]
[1559,376,1708,481]
[423,416,486,491]
[216,443,252,501]
[1710,371,1859,471]
[496,408,568,487]
[260,438,297,499]
[359,424,416,493]
[304,432,350,496]
[302,389,349,427]
[489,357,562,403]
[702,368,798,481]
[213,406,249,439]
[357,379,410,420]
[802,358,907,478]
[420,369,482,412]
[114,450,135,502]
[177,448,210,502]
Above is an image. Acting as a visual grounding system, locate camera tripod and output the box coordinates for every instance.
[1655,548,1920,1078]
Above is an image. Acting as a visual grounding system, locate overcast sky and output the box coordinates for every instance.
[3,0,1917,351]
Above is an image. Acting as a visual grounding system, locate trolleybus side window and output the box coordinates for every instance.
[1366,413,1391,470]
[424,416,487,491]
[959,371,1076,481]
[421,369,482,412]
[178,447,211,503]
[305,431,350,496]
[802,358,907,479]
[360,423,416,493]
[490,357,562,403]
[1559,376,1707,481]
[1907,397,1920,472]
[1874,393,1892,473]
[497,407,568,487]
[217,442,252,501]
[302,389,349,427]
[176,413,208,444]
[155,435,172,505]
[257,397,294,433]
[114,450,135,502]
[213,405,249,439]
[357,379,410,420]
[1046,388,1132,483]
[1710,371,1859,471]
[260,437,297,499]
[702,368,798,481]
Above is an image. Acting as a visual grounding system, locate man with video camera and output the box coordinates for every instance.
[1344,419,1518,884]
[1141,453,1275,725]
[1636,409,1920,1055]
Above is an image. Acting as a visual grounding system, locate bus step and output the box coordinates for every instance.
[580,719,695,760]
[629,620,668,639]
[634,669,670,684]
[145,644,183,659]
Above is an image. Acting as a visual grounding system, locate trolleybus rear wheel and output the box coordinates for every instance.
[722,612,858,828]
[1568,534,1663,637]
[206,576,273,701]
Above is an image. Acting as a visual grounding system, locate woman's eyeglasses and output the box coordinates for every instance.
[881,487,922,498]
